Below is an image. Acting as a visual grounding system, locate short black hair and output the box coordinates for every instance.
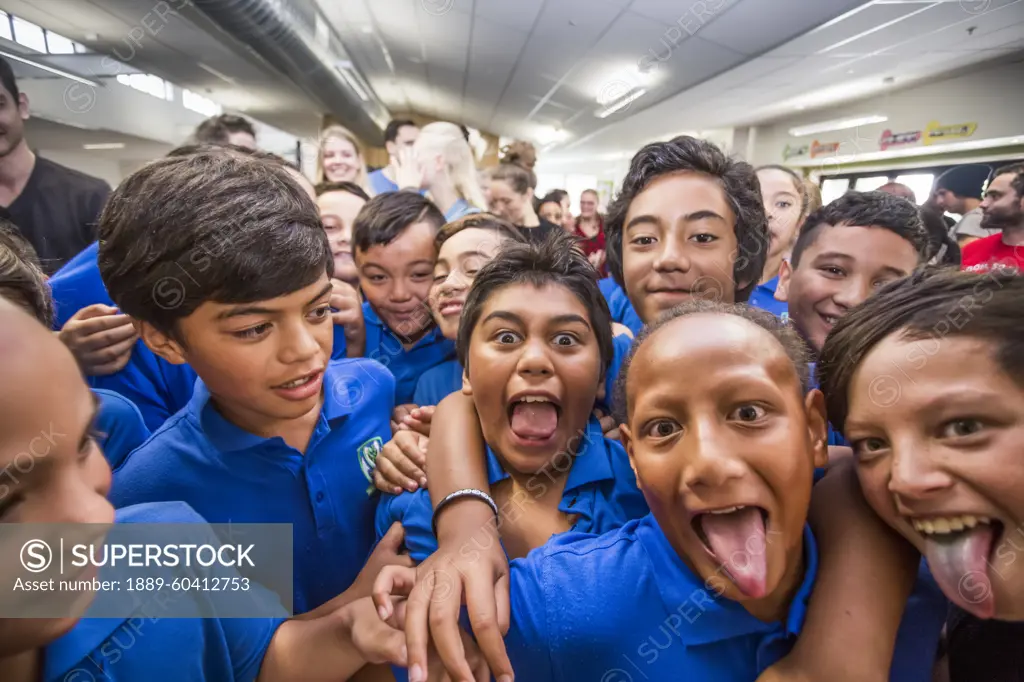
[352,191,445,253]
[605,136,769,303]
[993,162,1024,198]
[457,231,613,378]
[612,301,810,426]
[547,189,569,205]
[315,181,370,201]
[0,219,53,327]
[98,151,329,340]
[0,56,19,101]
[790,191,929,268]
[818,268,1024,435]
[384,119,417,145]
[191,114,256,145]
[166,142,299,171]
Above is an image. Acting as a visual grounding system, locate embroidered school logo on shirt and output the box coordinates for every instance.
[357,436,384,495]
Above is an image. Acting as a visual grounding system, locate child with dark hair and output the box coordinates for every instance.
[190,113,258,149]
[0,299,415,682]
[0,223,149,469]
[104,151,400,618]
[348,191,454,413]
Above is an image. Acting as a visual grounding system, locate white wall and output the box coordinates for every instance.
[750,59,1024,168]
[32,150,123,187]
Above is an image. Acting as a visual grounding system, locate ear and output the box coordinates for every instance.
[137,320,188,366]
[461,367,473,396]
[618,424,642,490]
[804,388,829,469]
[17,92,29,121]
[775,259,793,303]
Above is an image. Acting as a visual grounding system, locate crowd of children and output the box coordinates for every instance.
[1,121,1022,682]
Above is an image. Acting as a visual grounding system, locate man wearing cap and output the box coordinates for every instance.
[933,164,998,247]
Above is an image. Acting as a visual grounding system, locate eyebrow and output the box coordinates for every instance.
[625,210,727,231]
[482,310,524,326]
[812,251,853,262]
[481,311,591,330]
[216,282,334,320]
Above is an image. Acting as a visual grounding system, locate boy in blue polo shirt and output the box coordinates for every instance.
[0,299,414,682]
[377,302,829,681]
[597,276,642,335]
[100,151,400,615]
[376,234,648,565]
[346,191,455,414]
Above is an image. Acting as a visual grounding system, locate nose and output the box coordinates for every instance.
[515,336,554,378]
[889,441,955,508]
[389,279,414,303]
[830,274,873,310]
[279,319,322,365]
[438,269,469,295]
[682,420,747,491]
[652,232,691,274]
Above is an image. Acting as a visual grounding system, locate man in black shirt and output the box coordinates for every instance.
[0,57,110,274]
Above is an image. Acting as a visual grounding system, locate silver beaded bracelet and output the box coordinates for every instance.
[431,488,500,537]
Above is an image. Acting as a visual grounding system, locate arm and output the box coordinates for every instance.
[402,391,512,682]
[758,456,918,681]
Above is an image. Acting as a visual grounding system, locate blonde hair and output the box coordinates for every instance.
[317,125,369,190]
[416,122,487,210]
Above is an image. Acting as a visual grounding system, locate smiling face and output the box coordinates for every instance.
[355,221,437,340]
[430,228,509,340]
[144,276,334,436]
[776,225,919,354]
[318,190,367,285]
[488,179,529,224]
[579,191,598,219]
[538,201,564,227]
[620,312,827,613]
[846,333,1024,620]
[322,137,361,184]
[464,282,602,476]
[621,172,740,325]
[0,303,115,657]
[757,169,803,268]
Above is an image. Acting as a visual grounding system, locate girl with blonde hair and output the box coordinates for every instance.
[317,125,370,191]
[403,121,486,221]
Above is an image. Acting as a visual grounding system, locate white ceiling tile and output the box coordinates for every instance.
[474,0,548,32]
[627,0,743,27]
[698,0,868,55]
[771,3,926,56]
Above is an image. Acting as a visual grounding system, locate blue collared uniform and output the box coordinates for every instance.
[504,515,818,681]
[443,198,480,222]
[94,389,150,469]
[748,275,789,321]
[375,417,648,563]
[598,277,643,336]
[109,359,395,612]
[44,501,286,682]
[412,358,463,407]
[336,301,455,405]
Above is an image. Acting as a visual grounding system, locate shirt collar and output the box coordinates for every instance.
[636,514,818,646]
[484,417,614,492]
[362,302,447,350]
[758,275,780,294]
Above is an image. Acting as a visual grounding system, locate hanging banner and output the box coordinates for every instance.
[783,143,809,161]
[810,140,840,158]
[922,121,977,146]
[879,129,922,151]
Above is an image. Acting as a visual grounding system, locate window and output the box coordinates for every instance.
[116,73,174,101]
[0,12,12,41]
[182,89,222,116]
[45,31,75,54]
[12,17,46,52]
[854,175,890,192]
[895,173,935,205]
[820,178,850,205]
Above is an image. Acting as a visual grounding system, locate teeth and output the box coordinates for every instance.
[280,375,312,389]
[708,505,744,515]
[520,396,551,403]
[912,514,992,535]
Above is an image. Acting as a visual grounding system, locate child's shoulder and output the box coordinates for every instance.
[115,500,208,525]
[325,356,397,403]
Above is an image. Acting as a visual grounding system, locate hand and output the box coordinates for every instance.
[610,322,634,339]
[592,407,619,440]
[400,405,435,437]
[349,523,414,601]
[392,404,418,434]
[374,430,429,494]
[58,304,137,376]
[339,596,411,668]
[587,249,606,270]
[331,279,365,358]
[394,147,426,191]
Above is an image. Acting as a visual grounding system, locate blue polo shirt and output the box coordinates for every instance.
[443,198,480,222]
[375,416,648,563]
[412,358,463,406]
[748,276,789,321]
[44,501,285,682]
[109,358,395,612]
[598,277,643,335]
[503,515,818,681]
[94,389,150,468]
[336,301,455,405]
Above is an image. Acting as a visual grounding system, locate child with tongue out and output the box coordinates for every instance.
[818,268,1024,675]
[376,301,831,681]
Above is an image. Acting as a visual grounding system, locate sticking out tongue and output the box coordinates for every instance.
[922,524,997,619]
[510,402,558,441]
[700,507,769,598]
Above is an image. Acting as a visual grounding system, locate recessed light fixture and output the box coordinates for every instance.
[789,114,888,137]
[83,143,125,150]
[594,87,647,119]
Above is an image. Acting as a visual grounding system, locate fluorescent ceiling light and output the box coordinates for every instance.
[789,115,888,137]
[594,87,647,119]
[83,142,124,150]
[0,48,98,87]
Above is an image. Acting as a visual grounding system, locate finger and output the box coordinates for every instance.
[376,456,419,492]
[429,567,476,682]
[598,415,615,434]
[393,449,427,487]
[410,406,436,423]
[373,565,418,621]
[72,303,120,319]
[402,436,429,469]
[464,568,513,680]
[606,427,621,441]
[83,330,138,359]
[71,314,135,340]
[378,522,406,553]
[405,571,436,682]
[591,407,607,420]
[369,624,409,667]
[461,629,491,682]
[374,469,403,495]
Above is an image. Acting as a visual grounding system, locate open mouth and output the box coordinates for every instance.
[910,514,1003,619]
[439,300,464,317]
[272,369,324,397]
[507,394,562,444]
[692,505,770,598]
[818,311,841,328]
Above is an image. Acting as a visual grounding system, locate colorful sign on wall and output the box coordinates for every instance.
[923,121,977,146]
[810,140,840,158]
[783,143,809,160]
[879,129,923,151]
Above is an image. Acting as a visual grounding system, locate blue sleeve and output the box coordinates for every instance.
[376,490,439,564]
[332,323,348,360]
[221,617,286,682]
[89,344,197,432]
[93,389,151,469]
[108,425,185,509]
[412,373,430,408]
[620,304,643,337]
[601,334,633,414]
[506,556,557,682]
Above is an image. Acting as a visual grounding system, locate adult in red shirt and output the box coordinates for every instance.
[962,163,1024,273]
[574,188,607,274]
